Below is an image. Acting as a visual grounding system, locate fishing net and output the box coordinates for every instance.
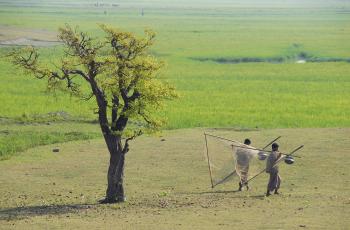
[204,134,267,188]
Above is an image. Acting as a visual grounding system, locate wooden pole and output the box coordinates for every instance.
[204,133,241,144]
[262,136,281,150]
[204,133,214,188]
[213,171,236,187]
[209,139,300,158]
[244,145,304,185]
[205,133,280,153]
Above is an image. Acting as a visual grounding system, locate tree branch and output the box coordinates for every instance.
[67,69,90,82]
[122,130,143,154]
[111,96,119,131]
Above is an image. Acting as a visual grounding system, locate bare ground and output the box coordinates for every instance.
[0,25,60,47]
[0,128,349,229]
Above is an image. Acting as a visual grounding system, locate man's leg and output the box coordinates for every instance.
[266,190,271,196]
[266,172,276,196]
[245,165,250,190]
[239,170,248,191]
[274,174,281,194]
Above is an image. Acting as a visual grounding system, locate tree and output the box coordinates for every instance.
[8,24,177,203]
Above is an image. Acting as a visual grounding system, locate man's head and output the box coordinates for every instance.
[244,138,251,145]
[272,143,279,151]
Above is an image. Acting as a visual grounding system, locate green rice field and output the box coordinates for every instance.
[0,0,349,129]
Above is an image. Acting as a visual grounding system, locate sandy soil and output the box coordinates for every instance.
[0,25,60,47]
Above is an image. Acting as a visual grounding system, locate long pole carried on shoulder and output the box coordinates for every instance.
[204,133,241,144]
[262,136,281,150]
[243,145,304,185]
[205,133,283,153]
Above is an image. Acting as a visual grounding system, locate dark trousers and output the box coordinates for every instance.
[267,171,281,192]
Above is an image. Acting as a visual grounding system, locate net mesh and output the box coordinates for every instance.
[204,134,266,188]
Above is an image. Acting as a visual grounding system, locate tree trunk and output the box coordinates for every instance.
[101,135,126,203]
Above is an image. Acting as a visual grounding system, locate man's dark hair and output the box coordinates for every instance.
[272,143,279,150]
[244,138,251,145]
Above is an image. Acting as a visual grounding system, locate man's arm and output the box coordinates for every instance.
[277,152,283,161]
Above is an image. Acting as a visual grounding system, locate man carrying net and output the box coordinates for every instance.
[235,139,259,191]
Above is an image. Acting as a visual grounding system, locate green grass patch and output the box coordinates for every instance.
[0,128,100,160]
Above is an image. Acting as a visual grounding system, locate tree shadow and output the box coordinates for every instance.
[0,203,96,221]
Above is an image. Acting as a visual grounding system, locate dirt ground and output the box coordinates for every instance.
[0,25,60,47]
[0,128,349,229]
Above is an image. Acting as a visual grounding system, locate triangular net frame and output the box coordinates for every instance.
[204,133,267,188]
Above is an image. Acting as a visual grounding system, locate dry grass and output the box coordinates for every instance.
[0,128,349,229]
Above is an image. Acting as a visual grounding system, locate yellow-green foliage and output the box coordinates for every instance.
[7,24,177,139]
